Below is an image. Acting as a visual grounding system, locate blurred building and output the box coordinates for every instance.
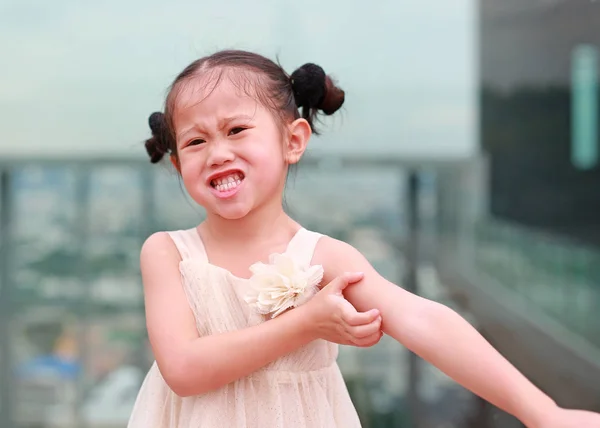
[480,0,600,245]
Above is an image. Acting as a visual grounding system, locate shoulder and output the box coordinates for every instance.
[313,234,358,258]
[312,235,371,281]
[140,231,181,269]
[311,234,404,314]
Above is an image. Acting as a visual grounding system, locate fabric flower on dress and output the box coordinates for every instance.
[244,253,324,318]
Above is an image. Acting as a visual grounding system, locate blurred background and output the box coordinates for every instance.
[1,0,600,427]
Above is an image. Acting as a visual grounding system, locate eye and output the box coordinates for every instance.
[187,138,205,146]
[229,127,247,136]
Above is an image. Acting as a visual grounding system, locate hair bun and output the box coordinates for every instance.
[290,63,345,133]
[319,75,345,115]
[290,63,345,115]
[148,112,165,136]
[144,112,169,163]
[290,64,327,109]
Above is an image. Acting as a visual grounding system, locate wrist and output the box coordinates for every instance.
[278,304,318,343]
[517,398,558,428]
[288,303,319,342]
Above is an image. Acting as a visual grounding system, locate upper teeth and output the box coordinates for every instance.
[212,173,243,191]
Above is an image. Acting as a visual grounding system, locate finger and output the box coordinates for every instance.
[353,330,383,348]
[342,308,380,327]
[331,272,364,292]
[341,303,380,327]
[347,317,382,339]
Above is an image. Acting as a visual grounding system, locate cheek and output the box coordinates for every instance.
[249,144,286,177]
[250,131,286,164]
[177,156,204,190]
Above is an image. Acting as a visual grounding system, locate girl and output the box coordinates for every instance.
[129,50,600,427]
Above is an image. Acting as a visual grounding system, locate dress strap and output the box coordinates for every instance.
[285,228,323,268]
[166,228,208,262]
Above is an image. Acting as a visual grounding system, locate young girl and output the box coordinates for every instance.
[129,50,600,427]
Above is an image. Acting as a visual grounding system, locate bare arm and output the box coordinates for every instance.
[313,237,557,428]
[141,232,380,397]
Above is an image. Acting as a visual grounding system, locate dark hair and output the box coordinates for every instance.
[144,50,345,164]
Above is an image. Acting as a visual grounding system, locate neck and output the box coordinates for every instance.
[201,199,294,246]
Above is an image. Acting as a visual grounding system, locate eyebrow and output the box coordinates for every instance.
[177,114,255,141]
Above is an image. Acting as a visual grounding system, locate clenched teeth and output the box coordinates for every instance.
[211,172,244,192]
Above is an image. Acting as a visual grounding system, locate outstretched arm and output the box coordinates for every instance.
[313,236,572,428]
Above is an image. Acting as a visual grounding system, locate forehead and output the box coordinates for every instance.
[172,70,266,125]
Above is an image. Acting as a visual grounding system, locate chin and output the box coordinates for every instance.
[214,204,253,220]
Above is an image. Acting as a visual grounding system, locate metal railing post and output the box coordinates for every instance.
[0,168,15,428]
[404,170,422,428]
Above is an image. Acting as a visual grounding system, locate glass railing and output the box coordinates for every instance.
[2,158,598,427]
[473,218,600,348]
[0,160,417,428]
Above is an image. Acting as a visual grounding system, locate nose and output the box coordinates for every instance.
[206,140,235,167]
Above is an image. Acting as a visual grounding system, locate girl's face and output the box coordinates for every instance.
[172,74,308,220]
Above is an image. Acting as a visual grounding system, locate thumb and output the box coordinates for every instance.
[333,272,364,292]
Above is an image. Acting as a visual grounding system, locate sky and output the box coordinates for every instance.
[0,0,476,160]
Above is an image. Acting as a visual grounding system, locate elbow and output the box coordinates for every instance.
[166,374,199,398]
[167,382,193,398]
[171,385,203,398]
[385,299,453,348]
[160,355,217,397]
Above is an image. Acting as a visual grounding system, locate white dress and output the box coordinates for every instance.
[127,227,362,428]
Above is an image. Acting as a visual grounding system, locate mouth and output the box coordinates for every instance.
[209,171,245,193]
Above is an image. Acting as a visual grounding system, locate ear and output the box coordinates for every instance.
[170,155,180,173]
[285,118,312,164]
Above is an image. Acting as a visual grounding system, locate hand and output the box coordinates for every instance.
[302,272,383,347]
[532,407,600,428]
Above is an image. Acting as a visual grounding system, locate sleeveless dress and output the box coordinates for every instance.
[127,227,362,428]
